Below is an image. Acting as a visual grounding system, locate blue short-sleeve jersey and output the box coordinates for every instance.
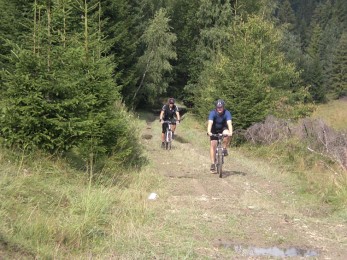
[208,109,232,131]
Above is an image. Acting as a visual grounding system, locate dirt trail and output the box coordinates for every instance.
[140,111,347,259]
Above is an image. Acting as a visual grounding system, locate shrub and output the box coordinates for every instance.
[245,116,347,171]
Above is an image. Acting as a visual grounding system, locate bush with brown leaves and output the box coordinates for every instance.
[245,116,347,170]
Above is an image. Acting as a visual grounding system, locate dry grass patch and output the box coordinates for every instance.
[312,98,347,131]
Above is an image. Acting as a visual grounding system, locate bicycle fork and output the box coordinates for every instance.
[215,147,224,164]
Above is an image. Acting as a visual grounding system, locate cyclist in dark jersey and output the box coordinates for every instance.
[207,99,233,172]
[159,98,180,148]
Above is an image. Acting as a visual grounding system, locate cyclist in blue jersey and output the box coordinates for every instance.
[207,99,233,172]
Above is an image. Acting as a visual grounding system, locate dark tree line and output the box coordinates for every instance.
[277,0,347,101]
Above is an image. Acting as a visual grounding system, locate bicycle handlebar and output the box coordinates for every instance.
[207,133,229,138]
[161,120,180,124]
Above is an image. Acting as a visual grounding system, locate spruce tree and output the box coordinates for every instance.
[133,8,177,106]
[1,0,142,167]
[193,15,310,129]
[278,0,296,31]
[184,0,234,107]
[330,32,347,98]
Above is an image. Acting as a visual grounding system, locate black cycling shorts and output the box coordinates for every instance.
[162,119,177,133]
[210,127,228,141]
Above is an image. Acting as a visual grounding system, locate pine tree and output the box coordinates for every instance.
[305,23,326,102]
[330,31,347,98]
[0,0,32,70]
[184,0,234,107]
[165,0,201,100]
[278,0,296,31]
[133,8,177,106]
[1,0,143,167]
[193,15,309,129]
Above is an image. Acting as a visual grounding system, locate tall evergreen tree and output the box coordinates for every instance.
[165,0,200,100]
[278,0,296,31]
[330,31,347,98]
[193,15,309,129]
[0,0,32,70]
[101,0,148,106]
[133,8,177,106]
[1,0,142,166]
[305,23,326,102]
[184,0,235,106]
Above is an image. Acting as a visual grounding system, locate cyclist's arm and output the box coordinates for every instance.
[207,120,213,136]
[159,110,164,121]
[227,120,233,136]
[176,111,180,121]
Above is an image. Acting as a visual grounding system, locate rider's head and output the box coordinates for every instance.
[168,98,175,106]
[215,99,225,114]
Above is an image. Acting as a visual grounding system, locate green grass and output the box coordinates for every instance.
[179,112,209,148]
[0,148,161,258]
[311,98,347,131]
[1,106,346,258]
[238,98,347,212]
[241,132,347,212]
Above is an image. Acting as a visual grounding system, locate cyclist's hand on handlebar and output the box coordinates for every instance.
[207,132,212,136]
[176,120,180,124]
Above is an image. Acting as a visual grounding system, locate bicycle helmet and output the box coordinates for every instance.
[215,99,225,108]
[168,98,175,104]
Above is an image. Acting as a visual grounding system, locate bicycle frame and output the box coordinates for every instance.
[162,120,173,150]
[211,133,225,178]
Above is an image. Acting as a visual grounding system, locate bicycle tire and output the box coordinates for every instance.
[217,149,223,178]
[165,129,172,150]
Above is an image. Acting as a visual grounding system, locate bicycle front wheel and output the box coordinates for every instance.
[166,130,172,150]
[217,150,223,178]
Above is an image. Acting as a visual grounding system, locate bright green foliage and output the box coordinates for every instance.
[133,8,177,106]
[193,15,310,129]
[184,0,234,106]
[0,0,143,167]
[0,0,31,70]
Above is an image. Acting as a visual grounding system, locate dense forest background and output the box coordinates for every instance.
[0,0,346,160]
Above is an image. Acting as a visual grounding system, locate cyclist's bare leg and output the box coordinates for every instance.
[222,129,231,149]
[161,132,165,142]
[171,124,176,134]
[210,140,217,164]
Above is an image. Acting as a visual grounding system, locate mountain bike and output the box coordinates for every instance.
[210,133,227,178]
[162,120,173,150]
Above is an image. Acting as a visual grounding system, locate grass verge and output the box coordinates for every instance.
[240,138,347,213]
[0,148,161,258]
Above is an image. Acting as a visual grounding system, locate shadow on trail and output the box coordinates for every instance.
[137,110,157,124]
[221,170,247,178]
[174,135,189,144]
